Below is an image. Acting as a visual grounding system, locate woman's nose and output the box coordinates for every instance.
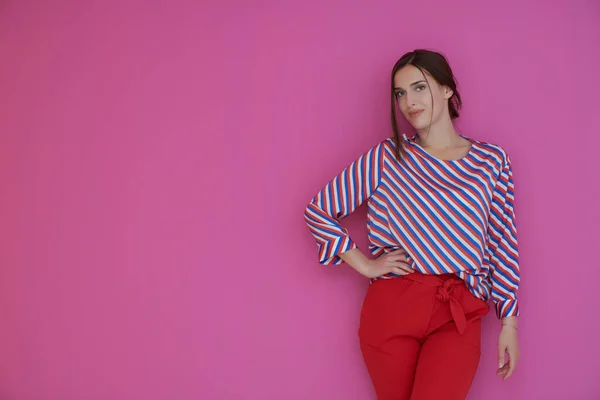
[404,91,415,107]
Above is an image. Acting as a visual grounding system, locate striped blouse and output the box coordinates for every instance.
[304,133,520,318]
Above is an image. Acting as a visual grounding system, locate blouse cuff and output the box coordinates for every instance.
[495,298,520,319]
[318,238,357,265]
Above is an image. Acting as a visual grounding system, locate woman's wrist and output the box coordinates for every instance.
[501,316,518,330]
[339,248,372,276]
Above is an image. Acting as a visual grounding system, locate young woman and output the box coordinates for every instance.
[304,49,520,400]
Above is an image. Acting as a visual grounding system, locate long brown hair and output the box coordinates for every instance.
[390,49,462,161]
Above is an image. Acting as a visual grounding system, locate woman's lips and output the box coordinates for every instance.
[408,110,424,118]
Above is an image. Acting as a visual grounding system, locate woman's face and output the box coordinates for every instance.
[393,64,453,131]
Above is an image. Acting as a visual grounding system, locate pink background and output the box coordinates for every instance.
[1,1,599,399]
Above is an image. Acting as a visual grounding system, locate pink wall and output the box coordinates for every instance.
[1,1,599,399]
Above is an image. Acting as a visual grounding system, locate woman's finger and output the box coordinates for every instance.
[390,249,406,254]
[385,253,406,260]
[386,255,408,263]
[384,260,409,268]
[391,267,412,275]
[394,262,414,272]
[504,351,517,380]
[498,345,507,370]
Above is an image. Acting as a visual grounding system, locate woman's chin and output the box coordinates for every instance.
[408,121,429,131]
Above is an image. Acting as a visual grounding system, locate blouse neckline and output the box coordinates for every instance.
[402,133,476,164]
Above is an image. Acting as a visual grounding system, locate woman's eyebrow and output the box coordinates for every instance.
[394,80,426,91]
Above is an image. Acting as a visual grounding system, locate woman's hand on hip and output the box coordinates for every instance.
[359,249,415,279]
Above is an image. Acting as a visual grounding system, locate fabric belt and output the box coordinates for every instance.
[404,273,468,335]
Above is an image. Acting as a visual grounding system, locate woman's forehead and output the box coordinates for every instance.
[394,65,433,86]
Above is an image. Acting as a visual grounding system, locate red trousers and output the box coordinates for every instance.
[358,272,490,400]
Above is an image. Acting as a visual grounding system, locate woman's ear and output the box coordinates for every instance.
[444,86,454,99]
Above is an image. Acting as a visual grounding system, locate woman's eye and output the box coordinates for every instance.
[416,85,426,91]
[396,91,405,98]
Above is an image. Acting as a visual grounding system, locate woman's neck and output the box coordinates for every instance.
[415,117,461,149]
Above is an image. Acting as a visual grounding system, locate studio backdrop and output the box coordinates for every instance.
[0,0,598,399]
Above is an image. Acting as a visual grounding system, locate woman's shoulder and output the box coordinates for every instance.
[360,136,397,155]
[378,135,407,152]
[470,137,511,165]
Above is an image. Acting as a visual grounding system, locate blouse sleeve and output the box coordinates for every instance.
[304,140,386,265]
[486,153,521,318]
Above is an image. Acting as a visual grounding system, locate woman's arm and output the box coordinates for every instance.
[486,151,521,380]
[304,140,386,265]
[487,153,520,319]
